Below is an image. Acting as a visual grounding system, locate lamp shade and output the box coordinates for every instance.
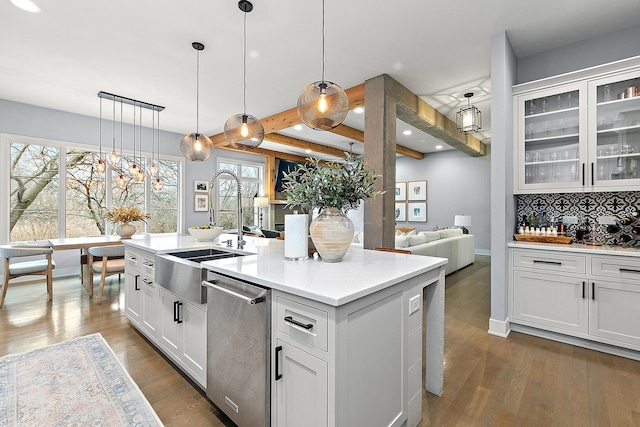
[180,133,213,161]
[297,81,349,131]
[456,92,482,134]
[224,114,264,150]
[254,197,269,208]
[454,215,472,227]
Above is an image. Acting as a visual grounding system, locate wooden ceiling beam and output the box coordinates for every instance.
[265,133,346,158]
[216,144,308,163]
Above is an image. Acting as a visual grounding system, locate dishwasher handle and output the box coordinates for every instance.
[202,280,266,305]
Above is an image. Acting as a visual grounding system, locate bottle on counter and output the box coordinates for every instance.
[518,225,524,235]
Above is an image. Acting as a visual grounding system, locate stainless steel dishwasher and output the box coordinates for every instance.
[202,271,271,427]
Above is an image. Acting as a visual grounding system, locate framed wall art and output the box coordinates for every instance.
[395,182,407,201]
[395,203,406,222]
[407,202,427,222]
[194,180,209,192]
[408,180,427,201]
[194,194,209,212]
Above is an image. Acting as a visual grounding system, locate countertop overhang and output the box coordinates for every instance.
[124,233,447,306]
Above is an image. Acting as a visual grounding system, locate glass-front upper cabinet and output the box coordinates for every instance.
[515,82,587,193]
[588,70,640,189]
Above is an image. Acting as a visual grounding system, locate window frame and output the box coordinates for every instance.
[1,133,184,243]
[215,157,265,230]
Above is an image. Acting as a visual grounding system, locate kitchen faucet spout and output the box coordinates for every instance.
[209,169,245,249]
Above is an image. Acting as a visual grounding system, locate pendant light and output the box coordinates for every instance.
[115,104,127,189]
[181,42,213,161]
[343,141,355,170]
[95,97,106,173]
[224,0,264,150]
[152,109,163,190]
[147,108,158,177]
[135,106,145,183]
[456,92,482,134]
[108,99,120,165]
[297,0,348,131]
[130,105,140,178]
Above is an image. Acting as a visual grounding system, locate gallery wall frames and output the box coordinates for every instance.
[395,203,407,222]
[194,180,209,192]
[408,202,427,222]
[408,180,427,201]
[194,194,208,212]
[395,182,407,201]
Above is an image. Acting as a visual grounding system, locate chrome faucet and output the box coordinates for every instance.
[209,169,245,249]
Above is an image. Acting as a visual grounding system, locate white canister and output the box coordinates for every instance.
[284,214,309,261]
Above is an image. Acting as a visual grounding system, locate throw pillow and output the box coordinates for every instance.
[407,234,427,246]
[395,235,410,248]
[418,231,440,242]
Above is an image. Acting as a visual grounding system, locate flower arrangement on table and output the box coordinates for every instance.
[105,206,151,224]
[283,157,383,262]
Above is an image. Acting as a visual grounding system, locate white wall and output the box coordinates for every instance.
[395,150,491,254]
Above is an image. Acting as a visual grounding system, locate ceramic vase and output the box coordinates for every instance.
[116,222,136,239]
[309,207,354,263]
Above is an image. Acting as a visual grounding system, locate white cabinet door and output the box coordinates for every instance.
[274,340,328,427]
[181,301,207,385]
[159,287,182,360]
[589,279,640,348]
[141,276,160,341]
[512,270,588,335]
[125,271,142,326]
[514,82,587,194]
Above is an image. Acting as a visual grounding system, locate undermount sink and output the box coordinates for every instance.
[155,248,245,304]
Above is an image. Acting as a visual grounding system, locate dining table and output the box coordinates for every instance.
[47,235,127,296]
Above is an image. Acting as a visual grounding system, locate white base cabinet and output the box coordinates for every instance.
[510,247,640,354]
[124,247,207,389]
[271,268,443,427]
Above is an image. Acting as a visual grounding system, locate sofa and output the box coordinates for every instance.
[352,228,475,275]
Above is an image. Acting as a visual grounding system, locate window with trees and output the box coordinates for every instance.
[216,158,264,230]
[7,135,181,242]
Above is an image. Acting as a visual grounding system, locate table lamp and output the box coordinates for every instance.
[454,215,472,234]
[254,197,269,228]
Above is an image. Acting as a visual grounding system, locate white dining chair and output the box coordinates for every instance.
[87,245,125,304]
[0,245,56,308]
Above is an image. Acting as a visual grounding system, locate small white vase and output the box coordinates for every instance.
[309,207,354,263]
[116,222,136,239]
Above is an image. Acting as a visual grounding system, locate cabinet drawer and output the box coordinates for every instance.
[140,255,155,276]
[592,256,640,282]
[512,249,586,274]
[126,250,141,270]
[276,295,328,352]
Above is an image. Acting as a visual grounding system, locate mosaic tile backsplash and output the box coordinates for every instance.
[516,192,640,246]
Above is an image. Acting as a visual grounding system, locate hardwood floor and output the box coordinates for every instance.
[2,257,640,426]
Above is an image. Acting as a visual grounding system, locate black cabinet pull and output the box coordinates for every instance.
[275,346,283,381]
[582,163,585,186]
[591,162,594,186]
[177,302,183,324]
[582,281,585,299]
[533,260,562,266]
[620,268,640,274]
[134,275,140,291]
[284,316,313,330]
[173,301,179,322]
[592,282,595,300]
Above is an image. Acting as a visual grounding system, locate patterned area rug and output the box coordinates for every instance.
[0,333,163,426]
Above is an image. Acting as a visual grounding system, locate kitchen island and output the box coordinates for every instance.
[123,233,447,427]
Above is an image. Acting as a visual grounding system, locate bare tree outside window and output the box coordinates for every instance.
[216,159,263,230]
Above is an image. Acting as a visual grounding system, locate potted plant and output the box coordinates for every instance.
[105,206,150,239]
[283,157,383,262]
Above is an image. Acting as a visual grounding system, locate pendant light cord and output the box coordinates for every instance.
[99,98,102,155]
[321,0,325,83]
[120,100,123,158]
[196,48,200,135]
[112,99,116,152]
[243,10,247,115]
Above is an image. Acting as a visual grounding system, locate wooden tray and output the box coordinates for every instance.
[513,234,572,244]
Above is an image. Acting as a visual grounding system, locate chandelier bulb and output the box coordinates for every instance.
[240,122,249,138]
[152,178,163,191]
[129,163,138,177]
[318,93,329,114]
[148,162,158,176]
[116,174,127,189]
[96,159,106,174]
[193,137,202,152]
[108,150,119,165]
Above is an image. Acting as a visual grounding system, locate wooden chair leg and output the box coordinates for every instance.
[46,253,53,301]
[1,259,10,308]
[97,256,108,305]
[87,254,94,298]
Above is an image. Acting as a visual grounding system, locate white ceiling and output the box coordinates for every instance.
[2,0,640,158]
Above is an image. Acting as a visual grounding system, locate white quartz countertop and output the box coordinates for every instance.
[508,241,640,257]
[124,233,447,306]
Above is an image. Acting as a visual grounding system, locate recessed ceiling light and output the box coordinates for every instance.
[435,145,443,150]
[353,107,364,114]
[402,130,412,136]
[305,149,312,153]
[11,0,40,12]
[294,125,303,131]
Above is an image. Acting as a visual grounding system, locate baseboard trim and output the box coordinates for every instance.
[475,249,491,256]
[488,317,510,338]
[511,324,640,361]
